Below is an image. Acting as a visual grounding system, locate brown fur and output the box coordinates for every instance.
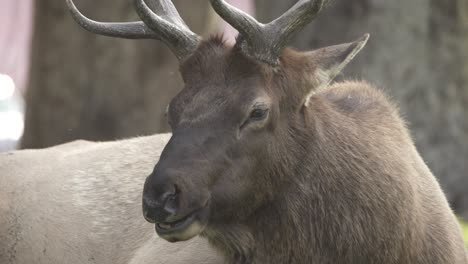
[143,37,468,264]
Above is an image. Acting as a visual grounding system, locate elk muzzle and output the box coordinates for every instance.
[142,160,211,242]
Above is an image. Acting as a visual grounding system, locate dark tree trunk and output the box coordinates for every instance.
[256,0,468,217]
[22,0,215,148]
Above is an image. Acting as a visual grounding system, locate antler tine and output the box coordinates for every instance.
[66,0,200,61]
[269,0,325,55]
[210,0,327,65]
[134,0,200,60]
[210,0,263,46]
[210,0,274,63]
[143,0,189,29]
[66,0,160,39]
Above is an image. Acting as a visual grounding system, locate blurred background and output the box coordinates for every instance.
[0,0,467,224]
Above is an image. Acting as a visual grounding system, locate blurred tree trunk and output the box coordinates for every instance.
[22,0,216,148]
[256,0,468,217]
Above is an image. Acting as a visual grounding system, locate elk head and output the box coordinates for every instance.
[67,0,368,244]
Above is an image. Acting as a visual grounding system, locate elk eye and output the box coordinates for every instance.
[249,108,268,121]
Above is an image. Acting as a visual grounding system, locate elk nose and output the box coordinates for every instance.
[142,184,179,223]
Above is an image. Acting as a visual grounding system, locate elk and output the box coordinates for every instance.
[0,135,223,264]
[1,0,467,264]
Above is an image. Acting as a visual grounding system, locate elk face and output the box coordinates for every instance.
[141,42,280,241]
[67,0,368,243]
[141,37,368,242]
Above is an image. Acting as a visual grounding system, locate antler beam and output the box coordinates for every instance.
[66,0,200,61]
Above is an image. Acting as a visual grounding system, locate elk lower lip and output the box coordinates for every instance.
[156,213,195,231]
[154,202,210,242]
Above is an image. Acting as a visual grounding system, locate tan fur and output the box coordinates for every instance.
[0,135,223,264]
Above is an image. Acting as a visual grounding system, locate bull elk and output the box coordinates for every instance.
[1,0,467,263]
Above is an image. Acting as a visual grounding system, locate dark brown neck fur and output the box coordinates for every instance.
[203,78,427,263]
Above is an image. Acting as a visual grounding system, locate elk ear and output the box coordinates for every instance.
[303,34,370,107]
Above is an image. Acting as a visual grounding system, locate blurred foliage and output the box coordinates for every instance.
[461,218,468,249]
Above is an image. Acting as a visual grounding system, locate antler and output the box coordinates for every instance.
[210,0,327,65]
[66,0,200,61]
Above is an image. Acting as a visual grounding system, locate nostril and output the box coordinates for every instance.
[161,184,179,200]
[142,184,181,223]
[160,191,175,203]
[164,197,178,215]
[162,184,179,215]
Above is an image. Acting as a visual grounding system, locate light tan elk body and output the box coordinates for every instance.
[0,135,223,264]
[1,0,468,263]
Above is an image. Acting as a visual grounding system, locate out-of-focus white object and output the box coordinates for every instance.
[0,74,24,151]
[0,74,15,100]
[0,0,33,151]
[0,111,24,141]
[0,0,33,95]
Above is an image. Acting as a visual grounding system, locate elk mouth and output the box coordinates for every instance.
[155,202,210,242]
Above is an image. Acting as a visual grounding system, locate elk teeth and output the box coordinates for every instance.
[158,223,172,229]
